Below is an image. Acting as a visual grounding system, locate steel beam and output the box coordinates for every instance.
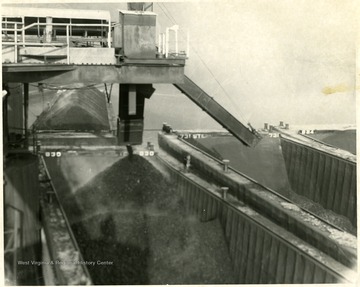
[3,64,75,73]
[3,64,185,84]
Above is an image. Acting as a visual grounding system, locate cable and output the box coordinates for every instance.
[158,3,177,26]
[157,3,175,26]
[156,3,249,125]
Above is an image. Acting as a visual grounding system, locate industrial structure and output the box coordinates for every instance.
[2,3,357,285]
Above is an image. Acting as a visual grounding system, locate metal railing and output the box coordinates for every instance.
[2,21,111,64]
[158,25,189,58]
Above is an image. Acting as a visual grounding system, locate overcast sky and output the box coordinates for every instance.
[4,0,357,128]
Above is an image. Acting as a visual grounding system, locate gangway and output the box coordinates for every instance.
[174,76,262,147]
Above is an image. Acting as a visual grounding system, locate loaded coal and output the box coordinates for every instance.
[308,130,356,155]
[59,155,235,285]
[185,135,355,233]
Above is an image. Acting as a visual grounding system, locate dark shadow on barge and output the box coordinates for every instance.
[45,155,236,285]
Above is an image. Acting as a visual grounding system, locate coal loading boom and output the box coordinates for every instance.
[174,75,262,147]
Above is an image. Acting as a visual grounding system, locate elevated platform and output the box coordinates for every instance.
[3,61,185,84]
[2,6,186,84]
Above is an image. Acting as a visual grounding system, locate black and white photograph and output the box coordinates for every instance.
[1,0,358,285]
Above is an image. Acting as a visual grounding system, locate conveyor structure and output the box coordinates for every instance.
[174,76,262,147]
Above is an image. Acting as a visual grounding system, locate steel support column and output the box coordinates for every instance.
[23,83,29,148]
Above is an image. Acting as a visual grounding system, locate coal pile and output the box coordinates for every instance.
[186,135,355,233]
[61,155,235,285]
[306,130,356,154]
[316,130,356,154]
[288,190,356,234]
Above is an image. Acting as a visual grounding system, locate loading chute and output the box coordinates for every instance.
[174,76,262,147]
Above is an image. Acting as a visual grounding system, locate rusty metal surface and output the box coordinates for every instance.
[155,154,355,284]
[120,11,157,59]
[280,136,357,228]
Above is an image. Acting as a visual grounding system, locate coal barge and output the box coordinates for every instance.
[2,2,357,285]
